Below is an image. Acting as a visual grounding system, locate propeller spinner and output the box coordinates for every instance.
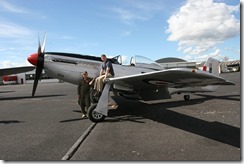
[27,34,46,97]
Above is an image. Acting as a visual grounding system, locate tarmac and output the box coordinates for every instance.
[0,72,241,161]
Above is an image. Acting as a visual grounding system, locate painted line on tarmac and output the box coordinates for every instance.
[61,122,96,160]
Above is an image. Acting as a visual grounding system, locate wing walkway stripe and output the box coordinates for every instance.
[61,122,96,160]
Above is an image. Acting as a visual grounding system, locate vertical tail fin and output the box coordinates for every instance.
[202,57,220,76]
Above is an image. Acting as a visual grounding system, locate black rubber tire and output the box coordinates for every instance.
[90,88,100,104]
[87,104,106,123]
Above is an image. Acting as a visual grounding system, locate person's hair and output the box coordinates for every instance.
[101,54,106,58]
[82,71,88,75]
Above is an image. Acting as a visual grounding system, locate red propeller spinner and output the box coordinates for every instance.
[27,53,38,66]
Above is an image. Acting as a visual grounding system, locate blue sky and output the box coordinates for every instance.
[0,0,240,68]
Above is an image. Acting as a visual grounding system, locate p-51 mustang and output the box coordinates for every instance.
[27,35,234,123]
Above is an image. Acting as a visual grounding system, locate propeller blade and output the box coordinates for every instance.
[38,34,41,54]
[32,33,45,97]
[32,65,43,97]
[41,33,46,53]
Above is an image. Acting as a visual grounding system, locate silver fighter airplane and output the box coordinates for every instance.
[27,35,234,123]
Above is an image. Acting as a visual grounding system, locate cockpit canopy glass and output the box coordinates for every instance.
[110,55,164,70]
[130,55,164,70]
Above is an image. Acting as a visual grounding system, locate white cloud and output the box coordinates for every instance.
[121,30,132,37]
[123,0,164,12]
[0,21,34,38]
[224,47,240,54]
[109,0,165,25]
[0,61,14,68]
[0,21,36,68]
[110,7,148,25]
[166,0,240,56]
[209,48,221,58]
[0,0,29,13]
[183,48,228,62]
[184,54,192,61]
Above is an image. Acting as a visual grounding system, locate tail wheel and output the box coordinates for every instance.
[88,104,106,123]
[184,95,190,101]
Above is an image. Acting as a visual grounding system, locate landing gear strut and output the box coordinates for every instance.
[87,104,106,123]
[88,84,111,123]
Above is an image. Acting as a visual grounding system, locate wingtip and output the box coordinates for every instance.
[227,81,235,85]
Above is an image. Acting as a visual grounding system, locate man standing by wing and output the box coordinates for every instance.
[94,54,115,93]
[77,71,93,118]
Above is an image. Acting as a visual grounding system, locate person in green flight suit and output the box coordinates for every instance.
[77,71,93,118]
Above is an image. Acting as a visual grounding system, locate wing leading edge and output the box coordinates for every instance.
[0,66,35,76]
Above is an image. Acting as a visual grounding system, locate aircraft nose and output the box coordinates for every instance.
[27,53,38,66]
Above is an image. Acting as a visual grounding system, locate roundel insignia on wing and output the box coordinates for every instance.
[143,79,170,86]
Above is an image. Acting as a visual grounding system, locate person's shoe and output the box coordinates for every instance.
[81,114,88,118]
[108,104,118,110]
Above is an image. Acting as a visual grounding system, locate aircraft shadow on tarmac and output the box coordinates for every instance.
[106,95,240,149]
[59,109,88,123]
[59,117,87,123]
[194,94,240,101]
[0,90,15,94]
[0,120,25,124]
[0,94,67,101]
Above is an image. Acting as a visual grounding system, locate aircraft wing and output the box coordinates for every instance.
[0,66,35,76]
[107,68,234,90]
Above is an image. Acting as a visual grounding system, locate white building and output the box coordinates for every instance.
[1,69,59,85]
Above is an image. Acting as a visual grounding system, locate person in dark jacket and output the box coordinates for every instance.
[77,71,93,118]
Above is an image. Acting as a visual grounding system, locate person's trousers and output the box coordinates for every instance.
[94,74,112,92]
[78,94,90,114]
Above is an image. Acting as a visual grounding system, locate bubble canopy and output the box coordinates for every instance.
[111,55,164,69]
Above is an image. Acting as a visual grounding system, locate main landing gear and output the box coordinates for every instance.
[87,103,105,123]
[88,88,107,123]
